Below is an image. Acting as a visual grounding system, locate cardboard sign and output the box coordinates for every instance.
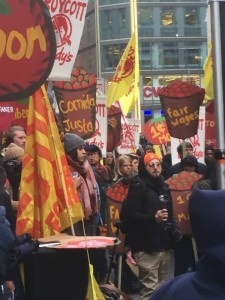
[142,117,170,145]
[107,105,122,152]
[159,81,205,139]
[45,0,89,81]
[171,190,192,235]
[0,0,56,101]
[86,96,107,157]
[171,106,206,164]
[54,67,97,139]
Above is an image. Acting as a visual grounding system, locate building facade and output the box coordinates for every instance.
[77,0,208,122]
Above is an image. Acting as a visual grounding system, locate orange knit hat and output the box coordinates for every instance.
[144,152,161,166]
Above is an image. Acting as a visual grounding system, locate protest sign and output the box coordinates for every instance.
[0,0,56,101]
[166,171,202,235]
[142,117,170,145]
[54,67,97,139]
[0,98,29,147]
[171,106,206,164]
[117,118,140,154]
[159,81,205,139]
[107,105,122,152]
[86,96,107,157]
[45,0,89,81]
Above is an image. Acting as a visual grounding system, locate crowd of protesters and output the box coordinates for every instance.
[0,126,220,300]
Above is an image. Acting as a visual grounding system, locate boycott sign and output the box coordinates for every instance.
[159,81,205,139]
[0,0,56,101]
[142,117,170,145]
[44,0,89,81]
[86,96,107,157]
[117,118,140,154]
[53,67,97,139]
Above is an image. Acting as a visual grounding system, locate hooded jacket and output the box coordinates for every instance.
[151,188,225,300]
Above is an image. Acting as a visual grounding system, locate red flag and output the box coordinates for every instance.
[16,86,83,238]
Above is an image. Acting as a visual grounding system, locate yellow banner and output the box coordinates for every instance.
[107,32,139,115]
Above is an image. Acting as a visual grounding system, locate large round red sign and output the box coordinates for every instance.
[0,0,56,101]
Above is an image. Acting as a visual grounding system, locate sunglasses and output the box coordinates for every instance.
[148,162,162,168]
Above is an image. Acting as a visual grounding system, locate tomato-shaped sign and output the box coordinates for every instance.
[0,0,56,101]
[142,117,170,145]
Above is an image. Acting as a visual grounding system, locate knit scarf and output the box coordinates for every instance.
[66,155,98,219]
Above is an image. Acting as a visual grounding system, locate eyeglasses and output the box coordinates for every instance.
[148,162,161,168]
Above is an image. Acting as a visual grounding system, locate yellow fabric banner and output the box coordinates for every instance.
[203,43,214,102]
[16,86,83,238]
[106,32,140,115]
[85,264,105,300]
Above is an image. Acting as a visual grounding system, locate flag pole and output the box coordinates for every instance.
[209,0,225,189]
[42,87,76,236]
[131,0,140,121]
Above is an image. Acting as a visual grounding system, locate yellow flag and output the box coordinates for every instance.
[16,86,83,238]
[85,264,105,300]
[107,32,139,115]
[203,42,214,102]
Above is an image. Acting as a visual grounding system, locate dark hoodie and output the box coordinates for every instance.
[151,188,225,300]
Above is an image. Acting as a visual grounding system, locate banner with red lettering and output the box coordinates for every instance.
[53,67,97,139]
[86,96,107,157]
[107,105,122,152]
[0,98,29,147]
[117,118,140,154]
[0,0,56,101]
[171,106,206,164]
[142,117,170,145]
[45,0,89,81]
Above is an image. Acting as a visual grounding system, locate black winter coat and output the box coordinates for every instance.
[121,174,173,253]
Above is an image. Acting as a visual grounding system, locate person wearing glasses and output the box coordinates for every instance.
[120,152,175,300]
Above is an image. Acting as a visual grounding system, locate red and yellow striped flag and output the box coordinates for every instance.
[106,32,140,115]
[16,86,83,238]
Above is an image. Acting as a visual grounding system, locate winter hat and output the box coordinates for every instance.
[2,143,24,162]
[63,133,85,154]
[144,152,161,166]
[181,155,198,168]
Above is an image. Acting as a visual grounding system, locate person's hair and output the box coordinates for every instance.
[205,145,215,153]
[67,148,79,162]
[85,144,102,158]
[115,155,131,179]
[177,141,193,155]
[5,126,25,146]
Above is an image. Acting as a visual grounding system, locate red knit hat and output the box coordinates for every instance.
[144,152,161,166]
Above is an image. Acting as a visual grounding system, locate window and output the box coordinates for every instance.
[185,8,199,25]
[161,8,175,26]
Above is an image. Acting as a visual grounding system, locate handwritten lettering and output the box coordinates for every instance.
[63,118,93,133]
[15,108,28,119]
[167,106,198,127]
[0,26,46,60]
[59,95,95,113]
[56,47,73,65]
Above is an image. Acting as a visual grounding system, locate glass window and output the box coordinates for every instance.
[100,8,130,39]
[158,75,200,87]
[101,44,127,70]
[161,8,175,26]
[139,42,152,68]
[185,8,199,25]
[143,76,152,86]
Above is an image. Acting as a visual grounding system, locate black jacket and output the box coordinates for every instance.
[121,173,173,253]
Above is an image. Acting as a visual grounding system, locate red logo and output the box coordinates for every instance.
[52,14,72,47]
